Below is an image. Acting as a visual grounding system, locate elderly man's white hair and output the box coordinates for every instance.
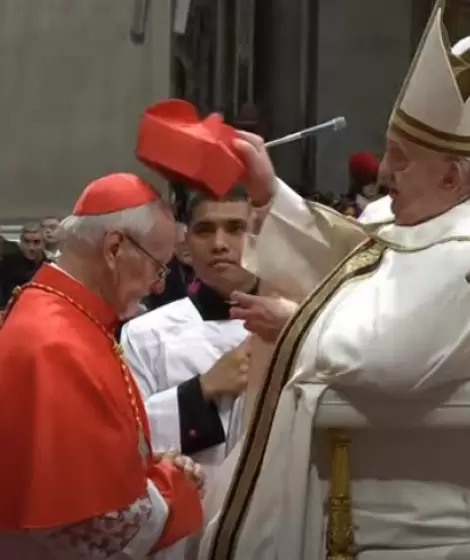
[58,201,162,248]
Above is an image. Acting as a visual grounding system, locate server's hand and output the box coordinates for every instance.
[199,338,251,400]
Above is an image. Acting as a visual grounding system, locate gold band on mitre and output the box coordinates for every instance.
[388,0,470,157]
[389,108,470,157]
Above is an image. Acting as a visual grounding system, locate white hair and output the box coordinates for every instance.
[58,201,161,248]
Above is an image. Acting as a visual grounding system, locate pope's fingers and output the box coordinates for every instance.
[233,139,268,177]
[230,306,259,322]
[235,130,266,151]
[243,318,280,339]
[230,291,260,308]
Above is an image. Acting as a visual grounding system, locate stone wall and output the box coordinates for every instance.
[315,0,413,195]
[0,0,172,221]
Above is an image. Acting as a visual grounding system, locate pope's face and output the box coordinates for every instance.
[381,131,465,225]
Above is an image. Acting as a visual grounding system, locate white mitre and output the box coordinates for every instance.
[389,0,470,156]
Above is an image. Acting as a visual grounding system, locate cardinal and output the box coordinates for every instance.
[0,173,203,558]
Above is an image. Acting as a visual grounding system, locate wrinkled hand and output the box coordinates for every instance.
[154,449,205,496]
[199,338,251,400]
[229,291,298,343]
[233,130,276,207]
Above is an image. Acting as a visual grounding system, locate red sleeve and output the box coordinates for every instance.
[0,335,147,529]
[148,461,203,550]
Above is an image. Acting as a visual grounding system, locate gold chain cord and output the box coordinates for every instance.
[1,283,144,442]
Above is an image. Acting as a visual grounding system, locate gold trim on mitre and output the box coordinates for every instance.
[389,0,470,156]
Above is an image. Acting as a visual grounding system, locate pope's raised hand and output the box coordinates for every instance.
[199,338,251,400]
[233,130,276,207]
[229,291,299,343]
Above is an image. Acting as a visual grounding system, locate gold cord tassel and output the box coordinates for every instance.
[326,429,356,560]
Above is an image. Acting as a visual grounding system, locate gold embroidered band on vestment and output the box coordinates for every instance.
[208,238,386,559]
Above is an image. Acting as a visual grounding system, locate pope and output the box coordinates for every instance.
[0,173,204,558]
[199,2,470,559]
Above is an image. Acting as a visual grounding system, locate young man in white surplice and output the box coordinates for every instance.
[121,186,258,491]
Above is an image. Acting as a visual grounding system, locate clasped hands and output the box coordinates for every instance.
[154,449,205,496]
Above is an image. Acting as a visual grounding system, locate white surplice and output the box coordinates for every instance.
[121,298,248,480]
[121,297,249,480]
[198,180,470,560]
[122,298,250,560]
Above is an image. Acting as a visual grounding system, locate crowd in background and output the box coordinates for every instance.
[0,217,61,309]
[310,150,384,216]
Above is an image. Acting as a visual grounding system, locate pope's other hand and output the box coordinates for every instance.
[233,130,276,207]
[229,291,298,343]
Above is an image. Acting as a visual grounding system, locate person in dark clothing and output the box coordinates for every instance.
[0,225,48,308]
[143,222,194,311]
[347,151,380,215]
[0,236,22,308]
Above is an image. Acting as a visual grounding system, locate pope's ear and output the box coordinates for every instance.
[441,159,465,193]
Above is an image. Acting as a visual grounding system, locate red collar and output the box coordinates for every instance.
[32,264,119,332]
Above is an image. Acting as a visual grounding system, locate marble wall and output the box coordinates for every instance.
[315,0,414,195]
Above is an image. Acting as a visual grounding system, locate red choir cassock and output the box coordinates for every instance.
[0,173,202,551]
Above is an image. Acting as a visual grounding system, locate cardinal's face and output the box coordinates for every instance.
[102,205,176,319]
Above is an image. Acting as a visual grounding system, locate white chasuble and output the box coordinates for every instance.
[198,180,470,560]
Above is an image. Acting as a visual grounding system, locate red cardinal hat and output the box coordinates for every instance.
[136,99,245,197]
[348,152,379,179]
[73,173,159,216]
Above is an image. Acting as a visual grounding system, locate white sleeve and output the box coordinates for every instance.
[25,480,168,559]
[121,321,160,401]
[121,322,181,452]
[313,243,470,395]
[243,178,368,301]
[145,387,181,452]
